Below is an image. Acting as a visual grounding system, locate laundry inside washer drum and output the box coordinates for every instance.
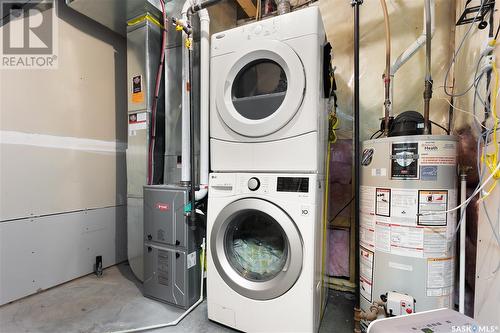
[225,211,288,281]
[232,238,285,279]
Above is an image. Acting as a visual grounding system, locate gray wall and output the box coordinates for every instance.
[0,0,127,304]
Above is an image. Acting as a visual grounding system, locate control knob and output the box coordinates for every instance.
[248,177,260,191]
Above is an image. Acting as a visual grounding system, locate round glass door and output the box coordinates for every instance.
[225,209,288,282]
[211,198,303,300]
[216,40,305,138]
[231,59,288,121]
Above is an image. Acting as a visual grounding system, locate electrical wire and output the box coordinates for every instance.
[418,160,500,216]
[320,140,331,313]
[442,97,489,130]
[495,19,500,40]
[430,120,450,134]
[370,129,383,140]
[481,61,500,196]
[443,0,486,98]
[442,13,500,275]
[442,54,485,98]
[477,129,500,273]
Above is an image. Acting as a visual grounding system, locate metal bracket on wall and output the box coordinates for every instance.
[456,0,495,27]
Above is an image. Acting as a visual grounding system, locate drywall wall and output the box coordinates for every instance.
[0,2,127,220]
[0,206,126,305]
[0,0,127,304]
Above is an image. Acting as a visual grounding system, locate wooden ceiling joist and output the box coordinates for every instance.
[236,0,257,18]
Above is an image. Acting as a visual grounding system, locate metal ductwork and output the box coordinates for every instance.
[66,0,163,36]
[66,0,201,282]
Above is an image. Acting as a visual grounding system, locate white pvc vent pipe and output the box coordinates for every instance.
[180,0,209,201]
[389,0,435,116]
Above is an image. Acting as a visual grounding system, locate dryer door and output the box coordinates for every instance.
[216,40,305,138]
[210,198,303,300]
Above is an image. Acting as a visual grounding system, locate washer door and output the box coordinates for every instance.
[211,198,303,300]
[216,40,305,138]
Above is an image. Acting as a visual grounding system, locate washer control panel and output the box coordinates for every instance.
[209,173,315,201]
[248,177,260,191]
[276,176,309,193]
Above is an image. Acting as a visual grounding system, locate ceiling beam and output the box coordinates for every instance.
[236,0,257,17]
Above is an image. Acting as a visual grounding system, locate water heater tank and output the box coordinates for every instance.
[359,135,458,329]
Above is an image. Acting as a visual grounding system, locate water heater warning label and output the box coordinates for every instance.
[375,188,391,217]
[418,190,448,226]
[360,247,374,302]
[427,257,454,297]
[361,186,456,259]
[391,142,419,179]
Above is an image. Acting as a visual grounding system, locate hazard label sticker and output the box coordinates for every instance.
[375,188,391,217]
[427,257,454,297]
[360,247,374,302]
[418,190,448,226]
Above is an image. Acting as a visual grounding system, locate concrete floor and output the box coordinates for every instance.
[0,263,355,333]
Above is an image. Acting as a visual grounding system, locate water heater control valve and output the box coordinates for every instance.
[386,291,416,317]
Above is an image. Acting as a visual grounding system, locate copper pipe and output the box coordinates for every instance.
[353,301,385,333]
[423,0,433,134]
[380,0,391,136]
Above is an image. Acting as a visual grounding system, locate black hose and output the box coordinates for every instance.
[353,0,362,310]
[430,120,450,135]
[189,0,224,14]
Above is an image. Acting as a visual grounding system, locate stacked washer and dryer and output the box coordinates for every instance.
[206,6,329,333]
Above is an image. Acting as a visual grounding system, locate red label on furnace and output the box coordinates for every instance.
[156,203,170,211]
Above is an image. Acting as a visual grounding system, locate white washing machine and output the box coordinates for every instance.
[210,6,328,173]
[207,172,326,332]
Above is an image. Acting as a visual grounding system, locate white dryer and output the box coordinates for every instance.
[207,172,326,332]
[210,6,328,173]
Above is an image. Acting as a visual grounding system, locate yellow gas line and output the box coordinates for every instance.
[320,114,338,314]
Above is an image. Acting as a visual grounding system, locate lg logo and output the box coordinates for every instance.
[1,0,58,68]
